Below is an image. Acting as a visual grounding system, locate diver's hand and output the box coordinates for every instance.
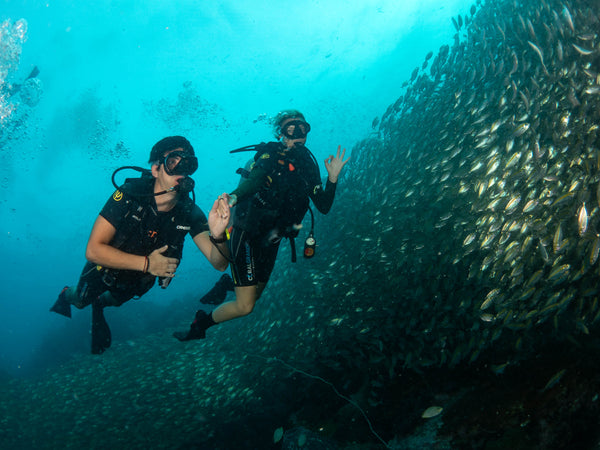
[324,145,350,183]
[208,195,231,239]
[147,245,179,278]
[220,193,237,207]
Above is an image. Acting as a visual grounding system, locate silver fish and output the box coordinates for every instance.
[572,43,594,56]
[578,203,588,236]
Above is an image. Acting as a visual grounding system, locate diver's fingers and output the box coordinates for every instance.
[216,200,230,219]
[218,197,230,211]
[341,149,350,165]
[210,199,226,219]
[153,245,169,255]
[148,255,179,277]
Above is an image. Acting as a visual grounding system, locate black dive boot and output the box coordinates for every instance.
[199,274,235,305]
[173,310,216,341]
[91,302,112,354]
[50,286,72,318]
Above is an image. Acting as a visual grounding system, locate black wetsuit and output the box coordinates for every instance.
[229,142,336,286]
[75,175,208,306]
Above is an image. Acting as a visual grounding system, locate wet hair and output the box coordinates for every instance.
[272,109,306,138]
[148,136,194,163]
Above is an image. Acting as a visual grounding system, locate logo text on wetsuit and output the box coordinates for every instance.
[245,242,253,282]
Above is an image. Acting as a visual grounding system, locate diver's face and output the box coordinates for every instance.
[152,148,186,191]
[280,117,310,148]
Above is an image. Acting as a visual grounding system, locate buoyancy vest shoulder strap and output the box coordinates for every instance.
[109,177,156,250]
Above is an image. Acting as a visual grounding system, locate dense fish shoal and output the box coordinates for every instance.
[314,0,600,377]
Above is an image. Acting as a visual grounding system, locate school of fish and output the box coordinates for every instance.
[305,0,600,397]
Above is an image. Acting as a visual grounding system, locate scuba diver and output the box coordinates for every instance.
[174,110,349,341]
[50,136,231,354]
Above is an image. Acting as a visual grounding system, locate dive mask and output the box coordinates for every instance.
[163,151,199,176]
[281,120,311,139]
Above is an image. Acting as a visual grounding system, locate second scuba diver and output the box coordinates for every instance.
[174,110,349,341]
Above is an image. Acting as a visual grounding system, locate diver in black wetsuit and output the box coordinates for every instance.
[174,110,349,341]
[50,136,231,354]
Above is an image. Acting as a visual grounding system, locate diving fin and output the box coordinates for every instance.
[199,274,234,305]
[50,286,72,318]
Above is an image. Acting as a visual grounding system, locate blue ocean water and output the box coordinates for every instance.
[0,0,473,377]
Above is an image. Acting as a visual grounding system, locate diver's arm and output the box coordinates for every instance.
[85,215,178,277]
[228,166,268,205]
[192,198,230,271]
[310,145,349,214]
[193,232,229,271]
[309,180,337,214]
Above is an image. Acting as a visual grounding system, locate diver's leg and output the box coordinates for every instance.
[174,229,262,342]
[198,226,261,323]
[96,291,127,307]
[91,300,111,354]
[90,290,133,354]
[173,286,259,342]
[50,264,100,317]
[173,279,272,342]
[213,285,259,321]
[51,286,113,353]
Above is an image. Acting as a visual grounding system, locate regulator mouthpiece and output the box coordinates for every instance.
[177,176,195,193]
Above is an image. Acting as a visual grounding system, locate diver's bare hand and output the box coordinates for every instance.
[208,195,231,238]
[147,245,179,277]
[325,145,350,183]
